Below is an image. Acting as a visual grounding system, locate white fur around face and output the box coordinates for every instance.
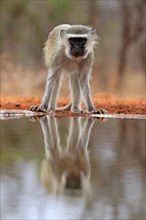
[61,33,97,61]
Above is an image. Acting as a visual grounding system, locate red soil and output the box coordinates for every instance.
[0,94,146,115]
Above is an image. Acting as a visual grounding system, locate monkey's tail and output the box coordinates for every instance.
[56,103,72,111]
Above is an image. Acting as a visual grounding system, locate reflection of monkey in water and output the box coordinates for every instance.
[39,116,94,194]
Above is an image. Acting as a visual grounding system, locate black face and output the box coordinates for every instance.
[69,37,87,57]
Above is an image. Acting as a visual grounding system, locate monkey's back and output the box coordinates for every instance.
[43,24,71,66]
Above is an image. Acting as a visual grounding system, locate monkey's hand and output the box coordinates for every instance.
[90,108,108,114]
[29,105,47,113]
[89,108,108,122]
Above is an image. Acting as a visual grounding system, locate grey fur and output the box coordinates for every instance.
[29,24,101,113]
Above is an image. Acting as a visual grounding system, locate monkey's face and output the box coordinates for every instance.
[68,37,87,58]
[60,25,99,61]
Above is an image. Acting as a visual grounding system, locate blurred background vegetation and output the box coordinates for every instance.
[0,0,145,98]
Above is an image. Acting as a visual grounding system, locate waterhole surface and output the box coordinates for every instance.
[1,116,145,220]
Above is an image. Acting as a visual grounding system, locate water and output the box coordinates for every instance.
[1,116,145,220]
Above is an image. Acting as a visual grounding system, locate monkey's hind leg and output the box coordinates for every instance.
[70,74,83,113]
[29,70,60,112]
[81,77,108,114]
[47,73,61,112]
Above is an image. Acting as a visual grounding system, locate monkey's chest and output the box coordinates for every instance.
[62,62,80,75]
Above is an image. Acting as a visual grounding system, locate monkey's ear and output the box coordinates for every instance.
[91,27,96,35]
[60,29,66,37]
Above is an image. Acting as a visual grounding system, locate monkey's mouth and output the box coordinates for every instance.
[71,52,84,58]
[70,48,85,58]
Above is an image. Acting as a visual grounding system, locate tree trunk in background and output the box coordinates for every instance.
[118,1,130,82]
[139,38,146,72]
[88,0,98,29]
[118,0,145,87]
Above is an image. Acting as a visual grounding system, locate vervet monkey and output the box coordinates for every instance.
[39,116,94,194]
[29,24,107,113]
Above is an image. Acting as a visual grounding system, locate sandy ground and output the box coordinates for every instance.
[0,94,146,115]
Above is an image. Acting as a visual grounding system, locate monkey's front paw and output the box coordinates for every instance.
[90,108,108,114]
[29,105,47,112]
[90,108,108,122]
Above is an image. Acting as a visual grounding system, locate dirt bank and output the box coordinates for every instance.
[0,94,146,115]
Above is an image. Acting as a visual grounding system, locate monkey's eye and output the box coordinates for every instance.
[80,38,87,46]
[69,38,74,47]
